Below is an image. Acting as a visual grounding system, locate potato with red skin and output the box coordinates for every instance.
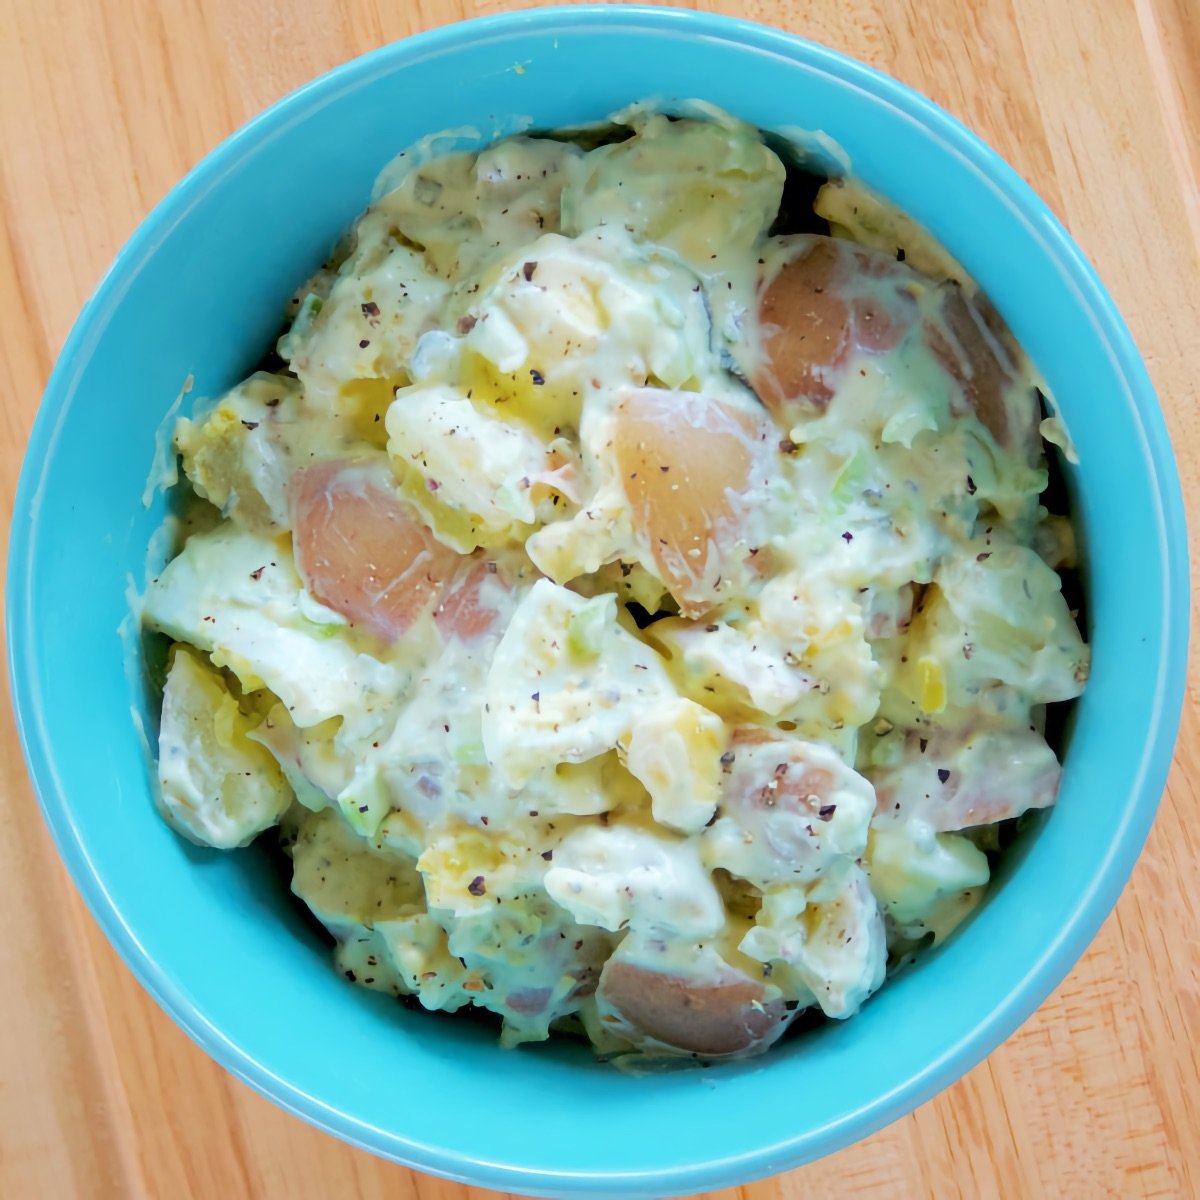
[751,236,916,412]
[924,282,1036,460]
[870,727,1061,831]
[611,387,773,615]
[597,943,792,1057]
[703,726,876,890]
[432,560,503,642]
[291,458,461,643]
[751,235,1037,456]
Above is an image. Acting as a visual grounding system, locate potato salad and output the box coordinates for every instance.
[143,105,1089,1060]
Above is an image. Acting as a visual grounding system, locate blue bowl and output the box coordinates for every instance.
[6,6,1188,1196]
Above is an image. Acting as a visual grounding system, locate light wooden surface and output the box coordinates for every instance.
[2,1,1197,1196]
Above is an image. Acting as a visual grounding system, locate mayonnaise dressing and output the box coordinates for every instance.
[142,102,1088,1060]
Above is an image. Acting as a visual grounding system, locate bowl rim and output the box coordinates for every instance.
[6,4,1191,1194]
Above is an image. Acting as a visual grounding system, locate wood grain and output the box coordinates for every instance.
[1,1,1197,1197]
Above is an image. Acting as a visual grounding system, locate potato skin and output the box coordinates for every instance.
[751,237,912,413]
[291,458,458,642]
[752,235,1036,458]
[598,956,792,1057]
[611,387,770,616]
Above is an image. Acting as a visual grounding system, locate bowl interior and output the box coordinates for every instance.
[7,7,1187,1196]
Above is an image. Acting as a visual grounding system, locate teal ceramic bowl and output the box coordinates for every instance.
[6,6,1188,1196]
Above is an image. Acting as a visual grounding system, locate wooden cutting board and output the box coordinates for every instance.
[1,1,1196,1196]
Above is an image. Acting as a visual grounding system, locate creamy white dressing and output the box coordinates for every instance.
[142,102,1088,1060]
